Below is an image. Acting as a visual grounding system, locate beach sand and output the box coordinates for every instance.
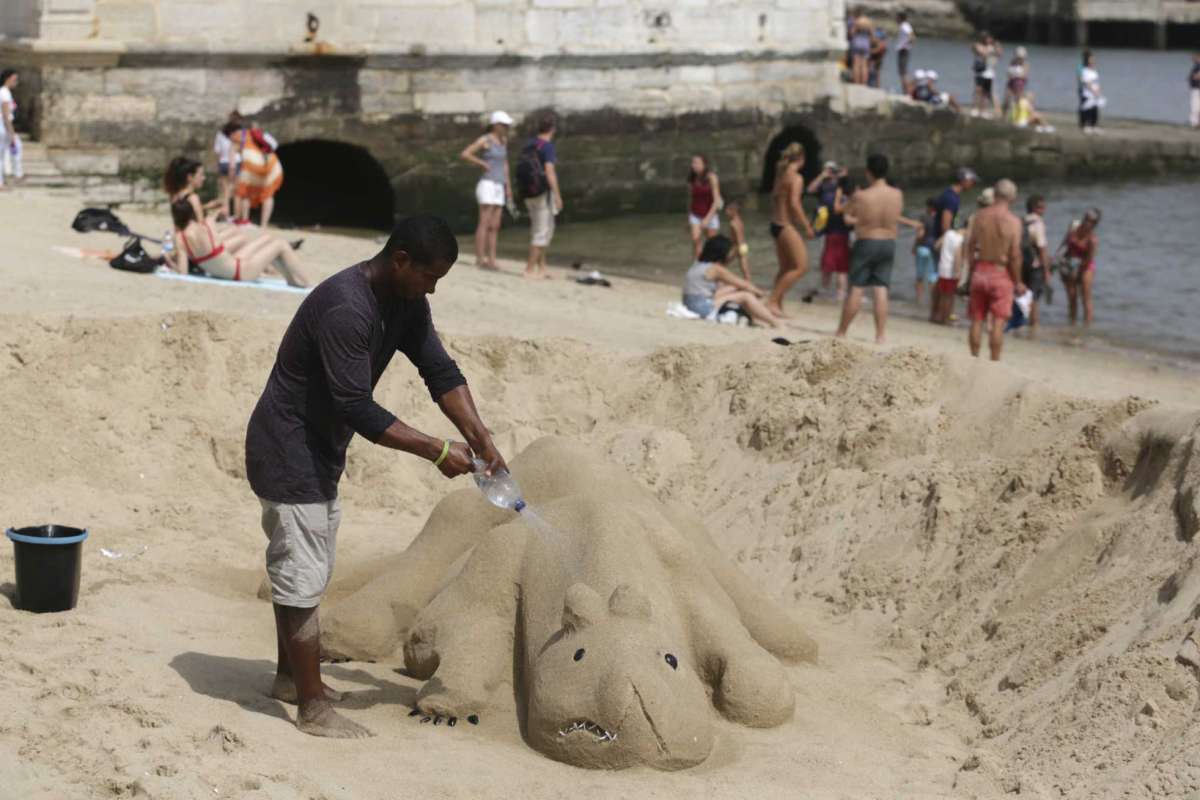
[2,188,1198,799]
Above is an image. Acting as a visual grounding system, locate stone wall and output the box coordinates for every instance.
[10,0,845,55]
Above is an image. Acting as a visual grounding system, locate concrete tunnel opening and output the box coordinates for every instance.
[273,140,395,231]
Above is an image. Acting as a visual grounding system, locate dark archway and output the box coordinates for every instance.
[760,125,822,194]
[273,140,395,231]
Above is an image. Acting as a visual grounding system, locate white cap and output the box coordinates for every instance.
[914,69,928,80]
[927,69,939,81]
[489,110,514,126]
[1016,46,1028,58]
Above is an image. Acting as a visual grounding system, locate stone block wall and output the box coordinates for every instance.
[8,0,846,56]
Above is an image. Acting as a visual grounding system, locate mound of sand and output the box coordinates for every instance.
[1,192,1199,797]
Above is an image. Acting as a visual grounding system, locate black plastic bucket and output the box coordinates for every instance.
[5,525,88,612]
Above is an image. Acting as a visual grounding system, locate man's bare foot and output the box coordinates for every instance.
[480,262,500,271]
[270,674,347,704]
[296,702,373,739]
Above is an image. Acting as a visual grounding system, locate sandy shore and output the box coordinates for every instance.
[2,187,1199,799]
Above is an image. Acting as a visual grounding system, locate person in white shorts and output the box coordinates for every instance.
[519,113,562,279]
[0,70,24,189]
[460,110,513,271]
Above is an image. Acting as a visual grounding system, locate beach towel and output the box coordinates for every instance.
[235,129,284,208]
[156,269,310,294]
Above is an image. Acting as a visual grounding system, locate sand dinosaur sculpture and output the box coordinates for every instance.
[322,437,816,770]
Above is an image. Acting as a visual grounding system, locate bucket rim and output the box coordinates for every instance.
[6,526,89,546]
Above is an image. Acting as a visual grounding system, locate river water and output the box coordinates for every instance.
[881,38,1195,126]
[493,176,1200,366]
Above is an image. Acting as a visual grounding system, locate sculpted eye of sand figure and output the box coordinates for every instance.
[323,436,817,770]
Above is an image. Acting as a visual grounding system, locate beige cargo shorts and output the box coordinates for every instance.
[259,498,341,608]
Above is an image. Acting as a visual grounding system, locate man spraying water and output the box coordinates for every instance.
[244,214,507,739]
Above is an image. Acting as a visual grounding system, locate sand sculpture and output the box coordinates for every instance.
[322,436,816,770]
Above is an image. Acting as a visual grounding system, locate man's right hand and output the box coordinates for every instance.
[436,441,475,478]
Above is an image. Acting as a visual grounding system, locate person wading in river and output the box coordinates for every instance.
[965,179,1025,361]
[244,214,508,739]
[765,142,815,318]
[835,153,903,344]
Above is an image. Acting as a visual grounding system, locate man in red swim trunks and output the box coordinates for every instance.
[964,178,1025,361]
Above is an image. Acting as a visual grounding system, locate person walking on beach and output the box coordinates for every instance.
[461,110,514,271]
[965,179,1024,361]
[686,154,723,258]
[836,153,903,344]
[1056,208,1101,326]
[517,113,562,279]
[1188,53,1199,128]
[0,69,23,189]
[1078,51,1103,133]
[896,12,915,91]
[1020,194,1050,334]
[766,142,815,317]
[244,214,508,739]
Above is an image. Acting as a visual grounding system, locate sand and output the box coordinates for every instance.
[1,187,1199,799]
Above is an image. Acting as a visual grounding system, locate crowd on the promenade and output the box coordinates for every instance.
[839,7,1200,136]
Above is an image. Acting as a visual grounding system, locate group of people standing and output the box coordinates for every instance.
[914,168,1101,360]
[459,111,561,280]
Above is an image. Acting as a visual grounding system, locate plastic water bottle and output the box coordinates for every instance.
[161,230,174,256]
[472,458,526,512]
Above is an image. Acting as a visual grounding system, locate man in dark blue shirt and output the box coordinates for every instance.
[933,167,977,244]
[245,214,506,738]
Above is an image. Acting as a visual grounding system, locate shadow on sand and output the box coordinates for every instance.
[168,652,417,721]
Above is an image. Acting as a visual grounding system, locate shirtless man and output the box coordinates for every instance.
[965,178,1025,361]
[835,153,903,344]
[766,142,815,317]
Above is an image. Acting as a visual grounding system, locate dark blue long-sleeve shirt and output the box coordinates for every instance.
[245,263,466,503]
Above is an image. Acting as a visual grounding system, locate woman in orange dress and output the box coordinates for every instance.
[234,126,283,228]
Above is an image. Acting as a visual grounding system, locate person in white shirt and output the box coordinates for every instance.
[895,12,915,91]
[1078,50,1103,132]
[932,222,964,324]
[213,116,242,220]
[0,69,24,189]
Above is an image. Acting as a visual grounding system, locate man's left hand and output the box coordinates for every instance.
[473,440,508,476]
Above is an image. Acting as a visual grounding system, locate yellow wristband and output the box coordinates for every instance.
[432,439,451,468]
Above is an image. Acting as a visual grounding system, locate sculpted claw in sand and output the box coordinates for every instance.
[323,436,817,770]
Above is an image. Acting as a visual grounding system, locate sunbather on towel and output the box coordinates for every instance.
[165,198,312,287]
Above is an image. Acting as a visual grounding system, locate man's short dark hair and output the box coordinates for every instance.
[897,11,907,21]
[866,153,889,179]
[1026,193,1044,212]
[383,214,459,269]
[537,112,557,134]
[698,235,733,264]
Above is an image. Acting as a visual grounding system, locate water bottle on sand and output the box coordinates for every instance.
[473,459,526,512]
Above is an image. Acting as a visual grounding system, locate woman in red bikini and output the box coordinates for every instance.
[165,198,312,287]
[1056,207,1100,325]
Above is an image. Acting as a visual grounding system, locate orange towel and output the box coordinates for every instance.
[234,132,283,207]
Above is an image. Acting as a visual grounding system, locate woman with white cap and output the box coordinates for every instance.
[460,110,514,270]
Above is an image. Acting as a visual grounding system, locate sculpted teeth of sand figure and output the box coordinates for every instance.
[322,436,817,770]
